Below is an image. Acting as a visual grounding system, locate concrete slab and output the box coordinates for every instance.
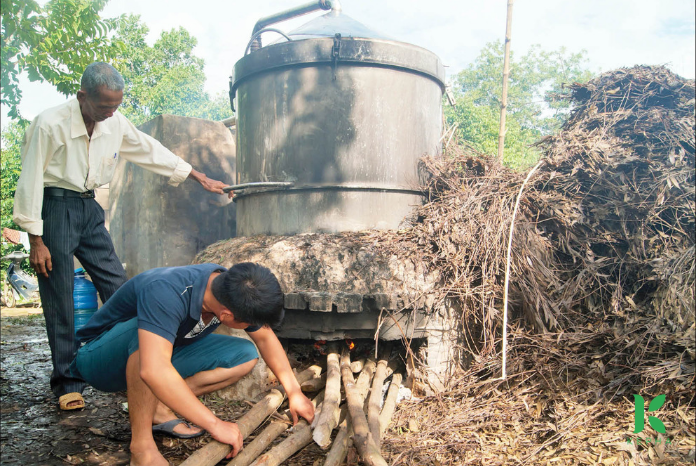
[109,115,237,278]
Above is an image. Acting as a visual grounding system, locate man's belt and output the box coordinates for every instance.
[44,187,95,199]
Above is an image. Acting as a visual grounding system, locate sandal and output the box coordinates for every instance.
[152,419,205,439]
[59,392,85,411]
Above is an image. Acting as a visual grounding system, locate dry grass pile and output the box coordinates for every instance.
[378,65,695,465]
[533,65,695,332]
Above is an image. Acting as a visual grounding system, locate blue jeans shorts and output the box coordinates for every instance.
[70,318,259,392]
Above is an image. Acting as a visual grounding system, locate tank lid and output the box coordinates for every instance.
[232,36,446,97]
[274,10,394,42]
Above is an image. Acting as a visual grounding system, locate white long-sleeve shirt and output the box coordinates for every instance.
[13,99,192,236]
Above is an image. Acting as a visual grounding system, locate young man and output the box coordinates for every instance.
[13,62,232,410]
[70,262,314,466]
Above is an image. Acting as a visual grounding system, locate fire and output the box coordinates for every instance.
[314,340,327,355]
[345,339,355,351]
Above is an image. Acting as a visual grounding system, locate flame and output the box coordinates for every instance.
[345,339,355,351]
[314,340,327,355]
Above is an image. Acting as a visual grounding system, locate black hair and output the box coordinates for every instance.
[211,263,285,328]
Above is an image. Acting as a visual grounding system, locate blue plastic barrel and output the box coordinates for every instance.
[73,268,98,334]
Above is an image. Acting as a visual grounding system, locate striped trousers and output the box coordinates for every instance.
[39,195,127,398]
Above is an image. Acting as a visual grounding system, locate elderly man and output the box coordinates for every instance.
[13,62,231,411]
[71,262,314,466]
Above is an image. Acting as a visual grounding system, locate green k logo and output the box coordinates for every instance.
[633,394,666,434]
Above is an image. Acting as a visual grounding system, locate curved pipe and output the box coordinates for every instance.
[249,0,336,52]
[245,28,293,56]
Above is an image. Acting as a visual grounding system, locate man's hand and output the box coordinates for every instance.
[208,420,244,459]
[248,327,316,425]
[188,169,233,199]
[28,234,52,277]
[288,390,315,425]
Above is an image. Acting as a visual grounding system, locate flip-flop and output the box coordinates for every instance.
[58,392,85,411]
[152,419,205,439]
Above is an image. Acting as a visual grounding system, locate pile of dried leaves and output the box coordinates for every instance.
[376,65,695,465]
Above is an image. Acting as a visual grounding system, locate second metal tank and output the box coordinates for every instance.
[230,1,445,236]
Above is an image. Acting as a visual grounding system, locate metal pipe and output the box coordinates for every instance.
[231,183,425,199]
[222,182,294,193]
[249,0,333,52]
[220,116,236,127]
[244,28,293,56]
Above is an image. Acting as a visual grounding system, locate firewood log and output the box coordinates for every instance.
[350,358,366,373]
[180,365,322,466]
[367,359,389,449]
[379,373,402,435]
[324,356,376,466]
[339,350,388,466]
[300,373,326,392]
[249,397,335,466]
[227,391,325,466]
[311,344,342,449]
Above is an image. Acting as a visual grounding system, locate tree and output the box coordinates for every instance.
[1,0,122,119]
[446,41,593,169]
[0,121,27,232]
[1,120,31,274]
[113,15,232,125]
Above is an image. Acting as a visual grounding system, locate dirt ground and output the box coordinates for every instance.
[0,310,337,466]
[0,310,255,466]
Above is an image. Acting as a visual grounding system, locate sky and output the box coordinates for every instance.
[3,0,695,123]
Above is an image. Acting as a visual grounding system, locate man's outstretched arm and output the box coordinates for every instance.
[136,329,243,455]
[248,327,315,425]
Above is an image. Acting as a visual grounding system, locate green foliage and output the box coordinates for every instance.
[1,0,122,119]
[1,120,30,275]
[1,121,27,232]
[446,41,594,170]
[113,15,232,125]
[0,12,231,242]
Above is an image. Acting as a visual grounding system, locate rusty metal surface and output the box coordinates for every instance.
[232,37,444,236]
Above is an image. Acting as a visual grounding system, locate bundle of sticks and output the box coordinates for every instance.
[180,343,403,466]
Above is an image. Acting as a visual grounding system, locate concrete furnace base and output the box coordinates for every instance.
[196,233,460,391]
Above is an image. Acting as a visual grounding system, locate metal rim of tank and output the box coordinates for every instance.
[230,36,446,104]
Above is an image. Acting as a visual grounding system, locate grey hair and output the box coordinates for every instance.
[80,62,125,96]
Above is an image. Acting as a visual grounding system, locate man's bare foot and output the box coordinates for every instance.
[153,402,202,437]
[130,446,169,466]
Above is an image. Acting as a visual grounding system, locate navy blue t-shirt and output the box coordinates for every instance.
[77,263,259,346]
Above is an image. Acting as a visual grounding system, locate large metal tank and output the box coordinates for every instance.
[230,2,445,236]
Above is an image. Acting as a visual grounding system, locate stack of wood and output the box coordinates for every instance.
[180,344,403,466]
